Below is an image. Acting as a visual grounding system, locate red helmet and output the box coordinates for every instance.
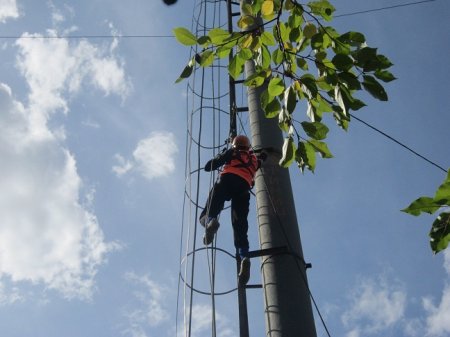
[232,135,250,150]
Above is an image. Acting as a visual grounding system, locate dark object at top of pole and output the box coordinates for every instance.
[163,0,177,5]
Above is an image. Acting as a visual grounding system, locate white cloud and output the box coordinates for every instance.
[403,318,425,337]
[113,154,133,177]
[15,29,131,127]
[0,280,24,305]
[180,304,236,337]
[0,83,119,300]
[342,275,406,336]
[122,273,170,337]
[113,132,178,181]
[0,0,19,23]
[121,274,236,337]
[422,250,450,337]
[0,20,131,300]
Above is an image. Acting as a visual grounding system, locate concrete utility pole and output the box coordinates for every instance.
[240,2,318,336]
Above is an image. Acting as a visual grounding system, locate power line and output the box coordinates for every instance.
[334,0,438,18]
[0,0,439,40]
[0,34,173,39]
[349,113,447,173]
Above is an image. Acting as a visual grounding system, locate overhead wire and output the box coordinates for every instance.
[334,0,438,18]
[348,113,447,173]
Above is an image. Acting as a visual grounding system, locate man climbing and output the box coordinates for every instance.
[199,135,264,285]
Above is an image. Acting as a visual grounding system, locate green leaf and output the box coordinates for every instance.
[300,74,318,98]
[349,98,366,111]
[268,77,285,97]
[338,71,361,90]
[277,22,290,42]
[301,121,329,140]
[429,212,450,254]
[362,75,388,101]
[289,27,302,43]
[261,90,281,118]
[175,59,194,83]
[239,48,253,60]
[332,104,349,129]
[238,15,256,29]
[216,46,232,58]
[260,45,271,68]
[244,71,266,88]
[353,47,378,71]
[279,137,296,168]
[297,36,310,53]
[307,0,335,21]
[296,141,316,172]
[332,40,351,55]
[311,33,323,49]
[339,31,366,46]
[316,76,332,90]
[317,94,333,112]
[309,139,333,158]
[306,100,317,122]
[401,197,442,216]
[334,85,347,116]
[297,58,309,71]
[285,0,296,11]
[288,11,303,29]
[197,35,211,46]
[240,34,254,49]
[198,50,214,67]
[278,108,291,132]
[434,180,450,204]
[173,27,197,46]
[208,28,231,44]
[261,0,275,16]
[272,48,284,65]
[332,54,354,71]
[284,86,297,114]
[374,69,396,82]
[261,31,276,46]
[303,23,317,39]
[228,54,245,79]
[241,3,253,15]
[377,54,394,69]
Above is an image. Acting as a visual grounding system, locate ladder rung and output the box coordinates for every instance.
[236,107,249,113]
[247,246,289,258]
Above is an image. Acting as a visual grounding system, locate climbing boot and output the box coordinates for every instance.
[203,218,220,245]
[238,257,251,285]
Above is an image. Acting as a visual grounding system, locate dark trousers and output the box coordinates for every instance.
[200,173,250,251]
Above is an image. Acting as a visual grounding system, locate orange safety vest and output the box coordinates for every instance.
[221,150,258,187]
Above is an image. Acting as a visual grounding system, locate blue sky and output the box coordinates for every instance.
[0,1,449,337]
